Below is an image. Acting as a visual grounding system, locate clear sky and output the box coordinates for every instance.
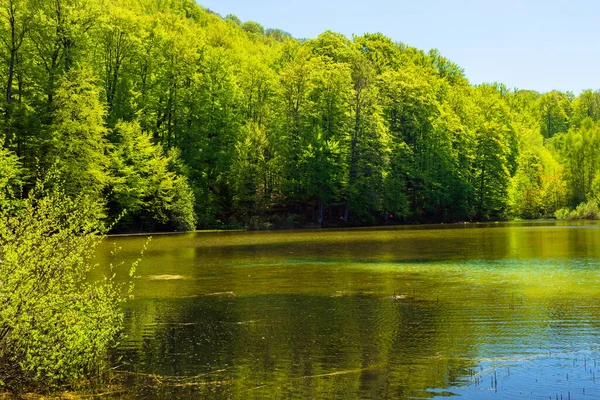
[198,0,599,94]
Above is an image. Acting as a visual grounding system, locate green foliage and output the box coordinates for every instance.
[471,85,517,219]
[224,14,241,25]
[571,90,600,127]
[231,122,269,219]
[0,147,23,208]
[108,121,196,231]
[557,118,600,205]
[170,175,197,231]
[0,0,598,231]
[343,51,390,224]
[538,91,571,138]
[555,200,600,220]
[508,152,545,218]
[241,21,265,35]
[266,28,292,42]
[0,184,137,388]
[47,68,109,198]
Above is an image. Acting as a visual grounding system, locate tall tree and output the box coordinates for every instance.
[538,91,571,138]
[344,50,389,224]
[471,85,517,219]
[108,121,196,231]
[46,67,108,197]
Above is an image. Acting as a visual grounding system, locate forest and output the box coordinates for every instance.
[0,0,599,231]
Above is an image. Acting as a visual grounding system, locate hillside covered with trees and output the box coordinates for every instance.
[0,0,598,231]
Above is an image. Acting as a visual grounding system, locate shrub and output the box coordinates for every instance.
[554,200,600,220]
[170,176,197,231]
[0,185,138,389]
[0,147,23,209]
[554,207,571,220]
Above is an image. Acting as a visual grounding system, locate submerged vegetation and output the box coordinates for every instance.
[0,0,598,229]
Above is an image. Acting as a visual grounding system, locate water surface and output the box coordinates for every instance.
[95,221,600,399]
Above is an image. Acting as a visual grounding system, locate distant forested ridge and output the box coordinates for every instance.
[0,0,597,231]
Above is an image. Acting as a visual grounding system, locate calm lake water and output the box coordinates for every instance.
[95,221,600,399]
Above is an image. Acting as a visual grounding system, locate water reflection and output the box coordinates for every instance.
[95,221,600,398]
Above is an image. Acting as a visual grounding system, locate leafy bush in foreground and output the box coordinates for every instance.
[0,186,137,389]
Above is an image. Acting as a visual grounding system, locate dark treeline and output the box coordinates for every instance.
[0,0,598,231]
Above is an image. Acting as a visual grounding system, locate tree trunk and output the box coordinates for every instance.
[478,164,486,219]
[344,89,362,224]
[317,199,324,226]
[6,49,15,105]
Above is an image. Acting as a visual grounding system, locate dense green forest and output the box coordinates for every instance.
[0,0,598,231]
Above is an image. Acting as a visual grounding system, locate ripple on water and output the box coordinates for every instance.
[100,222,600,399]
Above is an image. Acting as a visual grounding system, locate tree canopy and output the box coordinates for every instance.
[0,0,596,229]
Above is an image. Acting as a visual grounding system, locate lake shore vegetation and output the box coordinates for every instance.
[0,177,144,392]
[4,0,600,394]
[0,0,598,230]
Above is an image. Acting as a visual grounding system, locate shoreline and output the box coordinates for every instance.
[104,218,598,238]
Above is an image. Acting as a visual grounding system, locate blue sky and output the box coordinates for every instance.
[198,0,599,94]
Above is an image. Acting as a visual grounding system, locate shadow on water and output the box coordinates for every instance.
[113,294,478,399]
[93,221,600,399]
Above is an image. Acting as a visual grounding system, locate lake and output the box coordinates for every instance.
[95,221,600,399]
